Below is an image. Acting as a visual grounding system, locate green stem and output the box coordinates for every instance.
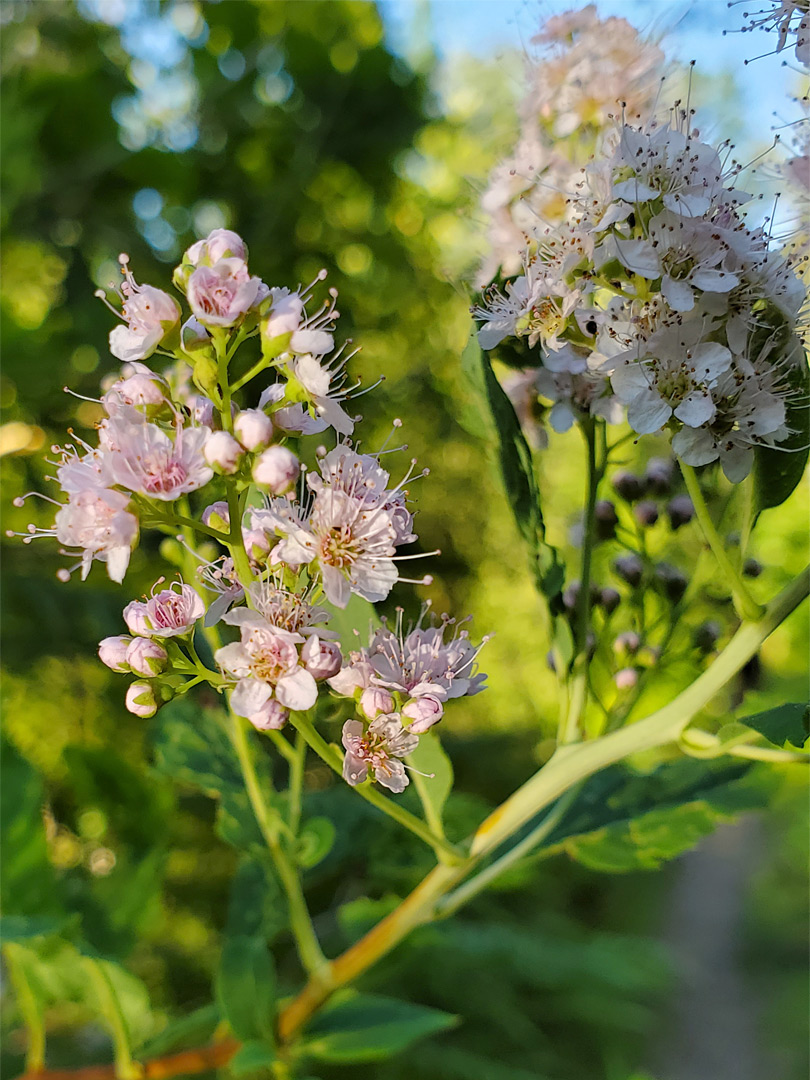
[231,356,270,393]
[226,481,254,589]
[4,944,46,1073]
[83,958,140,1080]
[229,710,329,980]
[436,785,581,918]
[288,730,306,835]
[292,712,463,864]
[680,462,764,621]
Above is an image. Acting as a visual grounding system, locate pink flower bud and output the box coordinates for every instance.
[302,635,343,681]
[180,317,211,355]
[242,528,271,560]
[360,686,395,719]
[252,446,300,494]
[187,395,216,426]
[248,699,290,731]
[202,501,230,530]
[126,637,168,677]
[125,681,158,718]
[402,694,444,733]
[204,431,244,475]
[123,601,151,636]
[263,292,303,339]
[614,667,639,690]
[234,409,274,452]
[204,228,248,264]
[98,635,132,672]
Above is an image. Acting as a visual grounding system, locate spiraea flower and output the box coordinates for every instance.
[54,488,139,583]
[187,258,268,328]
[104,416,213,500]
[341,715,419,793]
[124,580,205,637]
[102,255,181,364]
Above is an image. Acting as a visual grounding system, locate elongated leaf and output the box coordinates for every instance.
[753,334,809,513]
[229,1040,278,1075]
[737,702,809,749]
[135,1003,220,1058]
[407,731,453,834]
[216,935,276,1045]
[225,858,284,942]
[300,991,457,1064]
[542,759,775,873]
[0,915,72,942]
[461,327,564,603]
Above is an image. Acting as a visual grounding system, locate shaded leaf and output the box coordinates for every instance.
[151,698,243,795]
[753,335,809,513]
[0,915,73,942]
[229,1039,278,1075]
[301,990,457,1064]
[737,702,809,750]
[135,1003,221,1058]
[461,327,564,603]
[216,935,276,1045]
[407,731,453,833]
[225,858,284,942]
[295,817,336,868]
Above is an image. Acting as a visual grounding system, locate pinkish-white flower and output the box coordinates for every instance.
[106,418,213,501]
[204,430,244,475]
[341,715,418,793]
[126,637,168,677]
[98,635,132,672]
[54,488,138,583]
[252,446,300,494]
[301,635,343,680]
[106,257,181,364]
[234,409,274,451]
[187,258,267,328]
[125,681,158,718]
[124,581,205,638]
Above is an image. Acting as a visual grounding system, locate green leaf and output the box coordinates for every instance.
[407,731,453,835]
[461,327,564,603]
[216,789,267,853]
[300,990,457,1064]
[152,698,243,795]
[324,591,381,641]
[228,1039,278,1075]
[544,759,775,873]
[737,702,809,749]
[0,915,72,942]
[216,935,276,1045]
[295,817,336,868]
[225,858,285,942]
[135,1003,221,1058]
[753,334,809,513]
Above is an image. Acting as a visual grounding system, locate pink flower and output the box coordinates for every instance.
[248,699,290,731]
[402,694,444,733]
[125,682,158,718]
[126,637,168,677]
[54,488,138,583]
[327,659,375,696]
[187,259,267,328]
[106,418,213,501]
[216,609,318,714]
[302,635,343,680]
[107,259,180,363]
[124,581,204,638]
[359,686,395,719]
[186,228,248,266]
[204,431,244,475]
[252,446,300,494]
[98,635,132,672]
[341,715,418,793]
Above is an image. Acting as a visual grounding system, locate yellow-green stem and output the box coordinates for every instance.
[4,944,46,1074]
[82,959,140,1080]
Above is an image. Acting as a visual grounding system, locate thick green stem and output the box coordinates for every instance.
[214,332,233,433]
[229,711,329,980]
[292,712,463,864]
[680,462,764,622]
[4,945,46,1074]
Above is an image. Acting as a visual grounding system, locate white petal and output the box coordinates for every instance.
[613,238,661,279]
[691,268,739,293]
[721,445,754,483]
[231,678,272,718]
[672,426,718,466]
[674,391,715,427]
[548,402,576,432]
[627,391,672,434]
[321,564,351,608]
[105,545,131,584]
[291,329,334,356]
[276,667,318,710]
[662,275,695,313]
[662,192,711,216]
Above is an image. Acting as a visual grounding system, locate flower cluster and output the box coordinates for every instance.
[15,227,489,796]
[477,6,666,284]
[474,110,807,479]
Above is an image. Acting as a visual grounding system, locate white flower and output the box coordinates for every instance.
[124,581,205,637]
[105,256,180,363]
[341,715,418,793]
[187,258,268,328]
[216,610,318,715]
[54,488,138,583]
[106,418,213,501]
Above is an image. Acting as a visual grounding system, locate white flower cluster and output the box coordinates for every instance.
[474,114,808,479]
[16,227,489,795]
[478,5,666,285]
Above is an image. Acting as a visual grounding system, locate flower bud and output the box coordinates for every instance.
[98,635,132,672]
[248,699,289,731]
[302,635,343,681]
[666,494,694,530]
[613,631,640,658]
[644,457,673,496]
[180,316,212,356]
[252,446,300,494]
[634,500,659,527]
[743,557,763,578]
[594,500,619,541]
[126,637,168,677]
[123,601,151,637]
[654,562,687,603]
[187,394,216,427]
[204,431,244,475]
[693,620,721,653]
[599,587,621,614]
[403,694,444,733]
[125,681,158,718]
[242,527,272,561]
[614,667,639,690]
[234,409,273,452]
[613,554,644,588]
[202,501,230,531]
[359,686,395,719]
[612,471,643,502]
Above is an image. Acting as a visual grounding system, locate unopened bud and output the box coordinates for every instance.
[595,500,619,541]
[202,501,230,531]
[694,620,721,652]
[204,431,244,475]
[644,457,673,496]
[125,681,158,718]
[249,699,289,731]
[126,637,168,677]
[634,500,659,527]
[612,471,643,502]
[234,408,274,452]
[98,635,132,672]
[613,630,641,657]
[403,694,444,733]
[252,446,300,494]
[666,494,694,530]
[359,686,395,719]
[743,557,763,578]
[613,554,644,587]
[599,587,621,614]
[302,635,343,681]
[614,667,639,690]
[654,562,687,603]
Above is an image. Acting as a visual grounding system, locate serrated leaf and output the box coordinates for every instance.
[135,1003,221,1058]
[461,327,564,603]
[229,1039,278,1075]
[407,732,453,835]
[216,935,276,1045]
[737,702,809,749]
[295,817,336,868]
[300,991,457,1064]
[753,334,809,513]
[542,759,775,873]
[152,699,243,795]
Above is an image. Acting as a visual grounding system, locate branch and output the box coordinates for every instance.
[17,1038,239,1080]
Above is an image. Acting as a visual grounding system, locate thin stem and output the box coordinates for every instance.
[82,959,139,1080]
[231,356,270,393]
[214,333,233,433]
[228,710,329,980]
[225,480,254,589]
[680,462,764,621]
[288,730,306,835]
[4,944,46,1073]
[436,785,581,918]
[292,712,463,864]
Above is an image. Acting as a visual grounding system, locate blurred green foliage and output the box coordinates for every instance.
[1,2,807,1078]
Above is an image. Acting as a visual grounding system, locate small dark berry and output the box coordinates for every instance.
[595,500,619,541]
[654,562,688,603]
[667,494,694,530]
[612,471,644,502]
[613,554,644,587]
[694,620,721,652]
[644,457,674,495]
[600,587,621,614]
[743,557,763,578]
[634,500,660,527]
